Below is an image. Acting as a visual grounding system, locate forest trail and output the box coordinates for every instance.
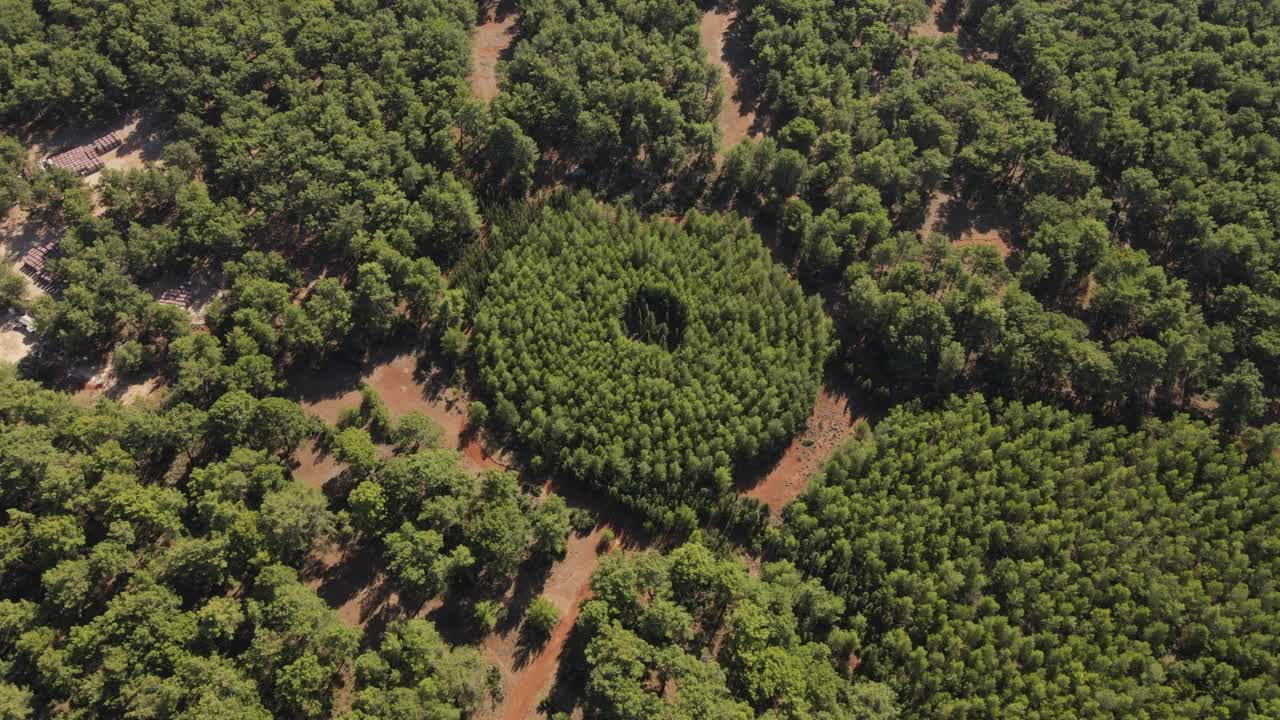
[699,7,758,152]
[920,190,1012,258]
[742,382,867,511]
[471,8,518,103]
[478,527,612,720]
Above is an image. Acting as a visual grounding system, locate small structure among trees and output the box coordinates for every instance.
[19,240,58,291]
[156,284,194,309]
[41,132,120,175]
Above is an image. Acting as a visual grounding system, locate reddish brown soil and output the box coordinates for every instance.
[478,527,612,720]
[291,352,505,480]
[699,8,758,152]
[921,190,1012,259]
[304,541,422,637]
[293,442,346,490]
[743,384,866,511]
[471,10,518,102]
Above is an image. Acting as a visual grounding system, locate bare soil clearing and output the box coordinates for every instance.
[83,115,169,188]
[699,7,759,152]
[305,541,421,642]
[289,351,505,483]
[1,207,55,301]
[471,8,518,103]
[740,380,868,511]
[920,190,1013,258]
[476,527,612,720]
[0,329,31,366]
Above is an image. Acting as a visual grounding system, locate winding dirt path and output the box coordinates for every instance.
[699,7,758,152]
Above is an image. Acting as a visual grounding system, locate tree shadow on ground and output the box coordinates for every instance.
[538,618,594,718]
[731,362,887,494]
[303,539,423,650]
[721,3,770,139]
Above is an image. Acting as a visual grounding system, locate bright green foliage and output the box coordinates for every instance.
[474,193,830,520]
[351,447,568,597]
[497,0,720,198]
[524,597,560,641]
[572,541,898,720]
[778,396,1280,718]
[391,411,444,453]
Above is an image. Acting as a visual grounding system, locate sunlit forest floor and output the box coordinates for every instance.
[471,2,518,103]
[699,5,761,154]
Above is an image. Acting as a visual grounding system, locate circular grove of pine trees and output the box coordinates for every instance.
[474,193,831,520]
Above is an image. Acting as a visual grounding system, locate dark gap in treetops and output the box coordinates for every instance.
[622,285,687,351]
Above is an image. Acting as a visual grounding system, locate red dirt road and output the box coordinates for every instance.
[480,528,612,720]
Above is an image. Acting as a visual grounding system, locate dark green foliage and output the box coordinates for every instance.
[778,396,1280,718]
[496,0,721,198]
[0,135,25,213]
[972,0,1280,415]
[474,193,830,521]
[6,0,484,392]
[349,618,496,718]
[0,371,367,717]
[572,541,898,720]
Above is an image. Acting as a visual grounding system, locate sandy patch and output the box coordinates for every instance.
[0,207,55,301]
[471,9,518,102]
[83,116,163,188]
[913,0,956,39]
[0,329,32,365]
[699,8,759,152]
[117,376,165,407]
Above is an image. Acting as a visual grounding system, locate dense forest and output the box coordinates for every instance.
[0,370,509,718]
[722,0,1280,428]
[778,396,1280,718]
[1,0,1279,716]
[474,193,829,522]
[568,540,897,719]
